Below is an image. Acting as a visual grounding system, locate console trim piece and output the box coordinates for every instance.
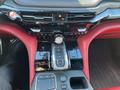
[91,9,120,23]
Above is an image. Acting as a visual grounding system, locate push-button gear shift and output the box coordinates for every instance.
[51,42,71,70]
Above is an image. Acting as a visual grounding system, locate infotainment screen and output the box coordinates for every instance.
[14,0,101,7]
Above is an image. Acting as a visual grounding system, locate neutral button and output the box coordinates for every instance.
[60,75,67,82]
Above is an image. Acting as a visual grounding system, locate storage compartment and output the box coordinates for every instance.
[70,77,88,89]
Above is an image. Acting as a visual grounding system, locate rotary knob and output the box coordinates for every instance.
[54,34,64,44]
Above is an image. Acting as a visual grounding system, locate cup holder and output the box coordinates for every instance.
[70,77,88,89]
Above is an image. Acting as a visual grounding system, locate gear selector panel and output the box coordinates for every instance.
[51,42,71,70]
[35,41,82,72]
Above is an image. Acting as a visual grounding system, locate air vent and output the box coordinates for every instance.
[21,12,53,24]
[20,12,95,24]
[67,13,95,22]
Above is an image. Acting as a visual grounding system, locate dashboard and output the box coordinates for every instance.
[13,0,101,7]
[0,0,120,41]
[0,0,120,13]
[0,0,120,25]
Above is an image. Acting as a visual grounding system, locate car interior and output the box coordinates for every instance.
[0,0,120,90]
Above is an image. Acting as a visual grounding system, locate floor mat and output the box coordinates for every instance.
[89,39,120,89]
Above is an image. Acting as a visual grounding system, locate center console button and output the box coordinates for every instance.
[61,84,67,89]
[60,75,67,82]
[56,59,65,67]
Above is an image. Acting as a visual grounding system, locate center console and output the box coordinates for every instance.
[32,71,93,90]
[32,39,93,90]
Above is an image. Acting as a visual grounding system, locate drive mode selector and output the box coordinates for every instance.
[51,42,71,70]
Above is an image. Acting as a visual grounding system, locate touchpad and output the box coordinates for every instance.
[35,73,56,90]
